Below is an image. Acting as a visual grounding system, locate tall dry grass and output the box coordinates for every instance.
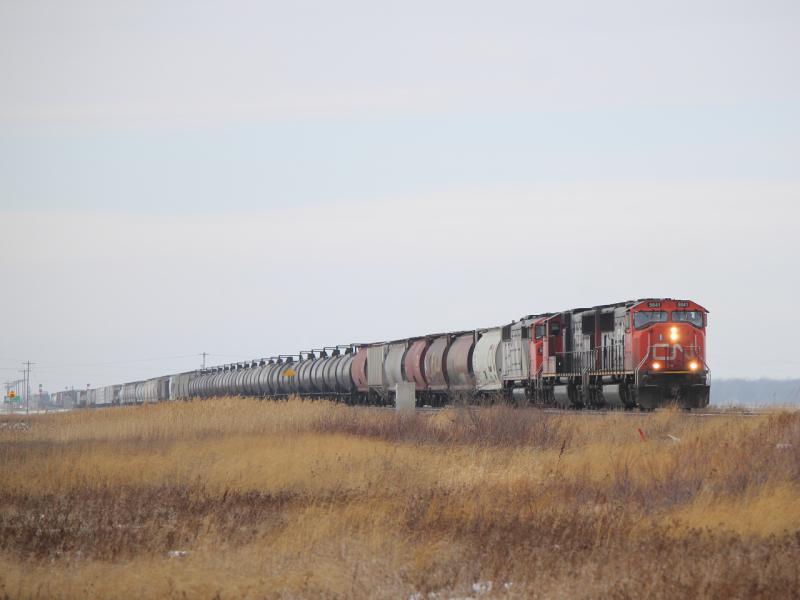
[0,398,798,599]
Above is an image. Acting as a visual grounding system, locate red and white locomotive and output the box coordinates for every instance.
[522,298,709,409]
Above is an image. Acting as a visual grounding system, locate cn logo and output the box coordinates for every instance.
[652,343,684,360]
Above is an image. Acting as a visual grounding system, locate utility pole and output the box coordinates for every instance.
[17,371,25,413]
[3,380,11,413]
[22,361,34,415]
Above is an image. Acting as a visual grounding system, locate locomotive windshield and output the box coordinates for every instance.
[634,311,668,329]
[672,310,704,327]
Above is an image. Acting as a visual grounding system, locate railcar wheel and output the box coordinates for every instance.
[683,386,710,410]
[636,387,663,411]
[619,383,636,410]
[553,385,571,409]
[511,388,529,408]
[568,384,584,409]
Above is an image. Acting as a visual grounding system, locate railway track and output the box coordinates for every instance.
[4,402,791,419]
[373,405,781,417]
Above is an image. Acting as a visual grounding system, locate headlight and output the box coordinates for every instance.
[689,361,699,371]
[652,362,661,370]
[670,326,679,341]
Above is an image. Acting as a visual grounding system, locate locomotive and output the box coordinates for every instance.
[81,298,709,410]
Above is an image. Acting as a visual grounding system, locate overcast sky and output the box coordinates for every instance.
[1,0,799,392]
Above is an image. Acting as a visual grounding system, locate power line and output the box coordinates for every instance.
[22,354,204,369]
[2,353,253,370]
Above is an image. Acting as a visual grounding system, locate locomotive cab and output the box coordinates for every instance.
[631,299,709,409]
[530,316,550,377]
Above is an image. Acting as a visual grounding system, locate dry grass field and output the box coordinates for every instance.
[1,398,799,599]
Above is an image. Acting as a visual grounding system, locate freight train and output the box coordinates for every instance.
[77,298,710,410]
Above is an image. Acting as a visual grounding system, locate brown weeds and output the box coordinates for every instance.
[0,398,798,599]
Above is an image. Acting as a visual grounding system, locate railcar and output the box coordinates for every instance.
[52,389,79,408]
[94,385,120,406]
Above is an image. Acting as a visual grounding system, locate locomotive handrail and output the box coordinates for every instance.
[634,346,651,388]
[552,343,625,374]
[687,345,710,375]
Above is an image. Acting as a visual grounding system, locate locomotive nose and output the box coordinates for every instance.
[649,323,699,372]
[657,324,690,344]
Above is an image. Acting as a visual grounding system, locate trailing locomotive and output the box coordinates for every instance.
[84,298,709,410]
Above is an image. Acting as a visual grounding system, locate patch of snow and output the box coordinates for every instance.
[471,581,493,594]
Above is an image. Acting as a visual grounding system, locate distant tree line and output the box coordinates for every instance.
[711,379,800,406]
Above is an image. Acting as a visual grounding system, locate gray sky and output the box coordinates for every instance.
[1,0,799,392]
